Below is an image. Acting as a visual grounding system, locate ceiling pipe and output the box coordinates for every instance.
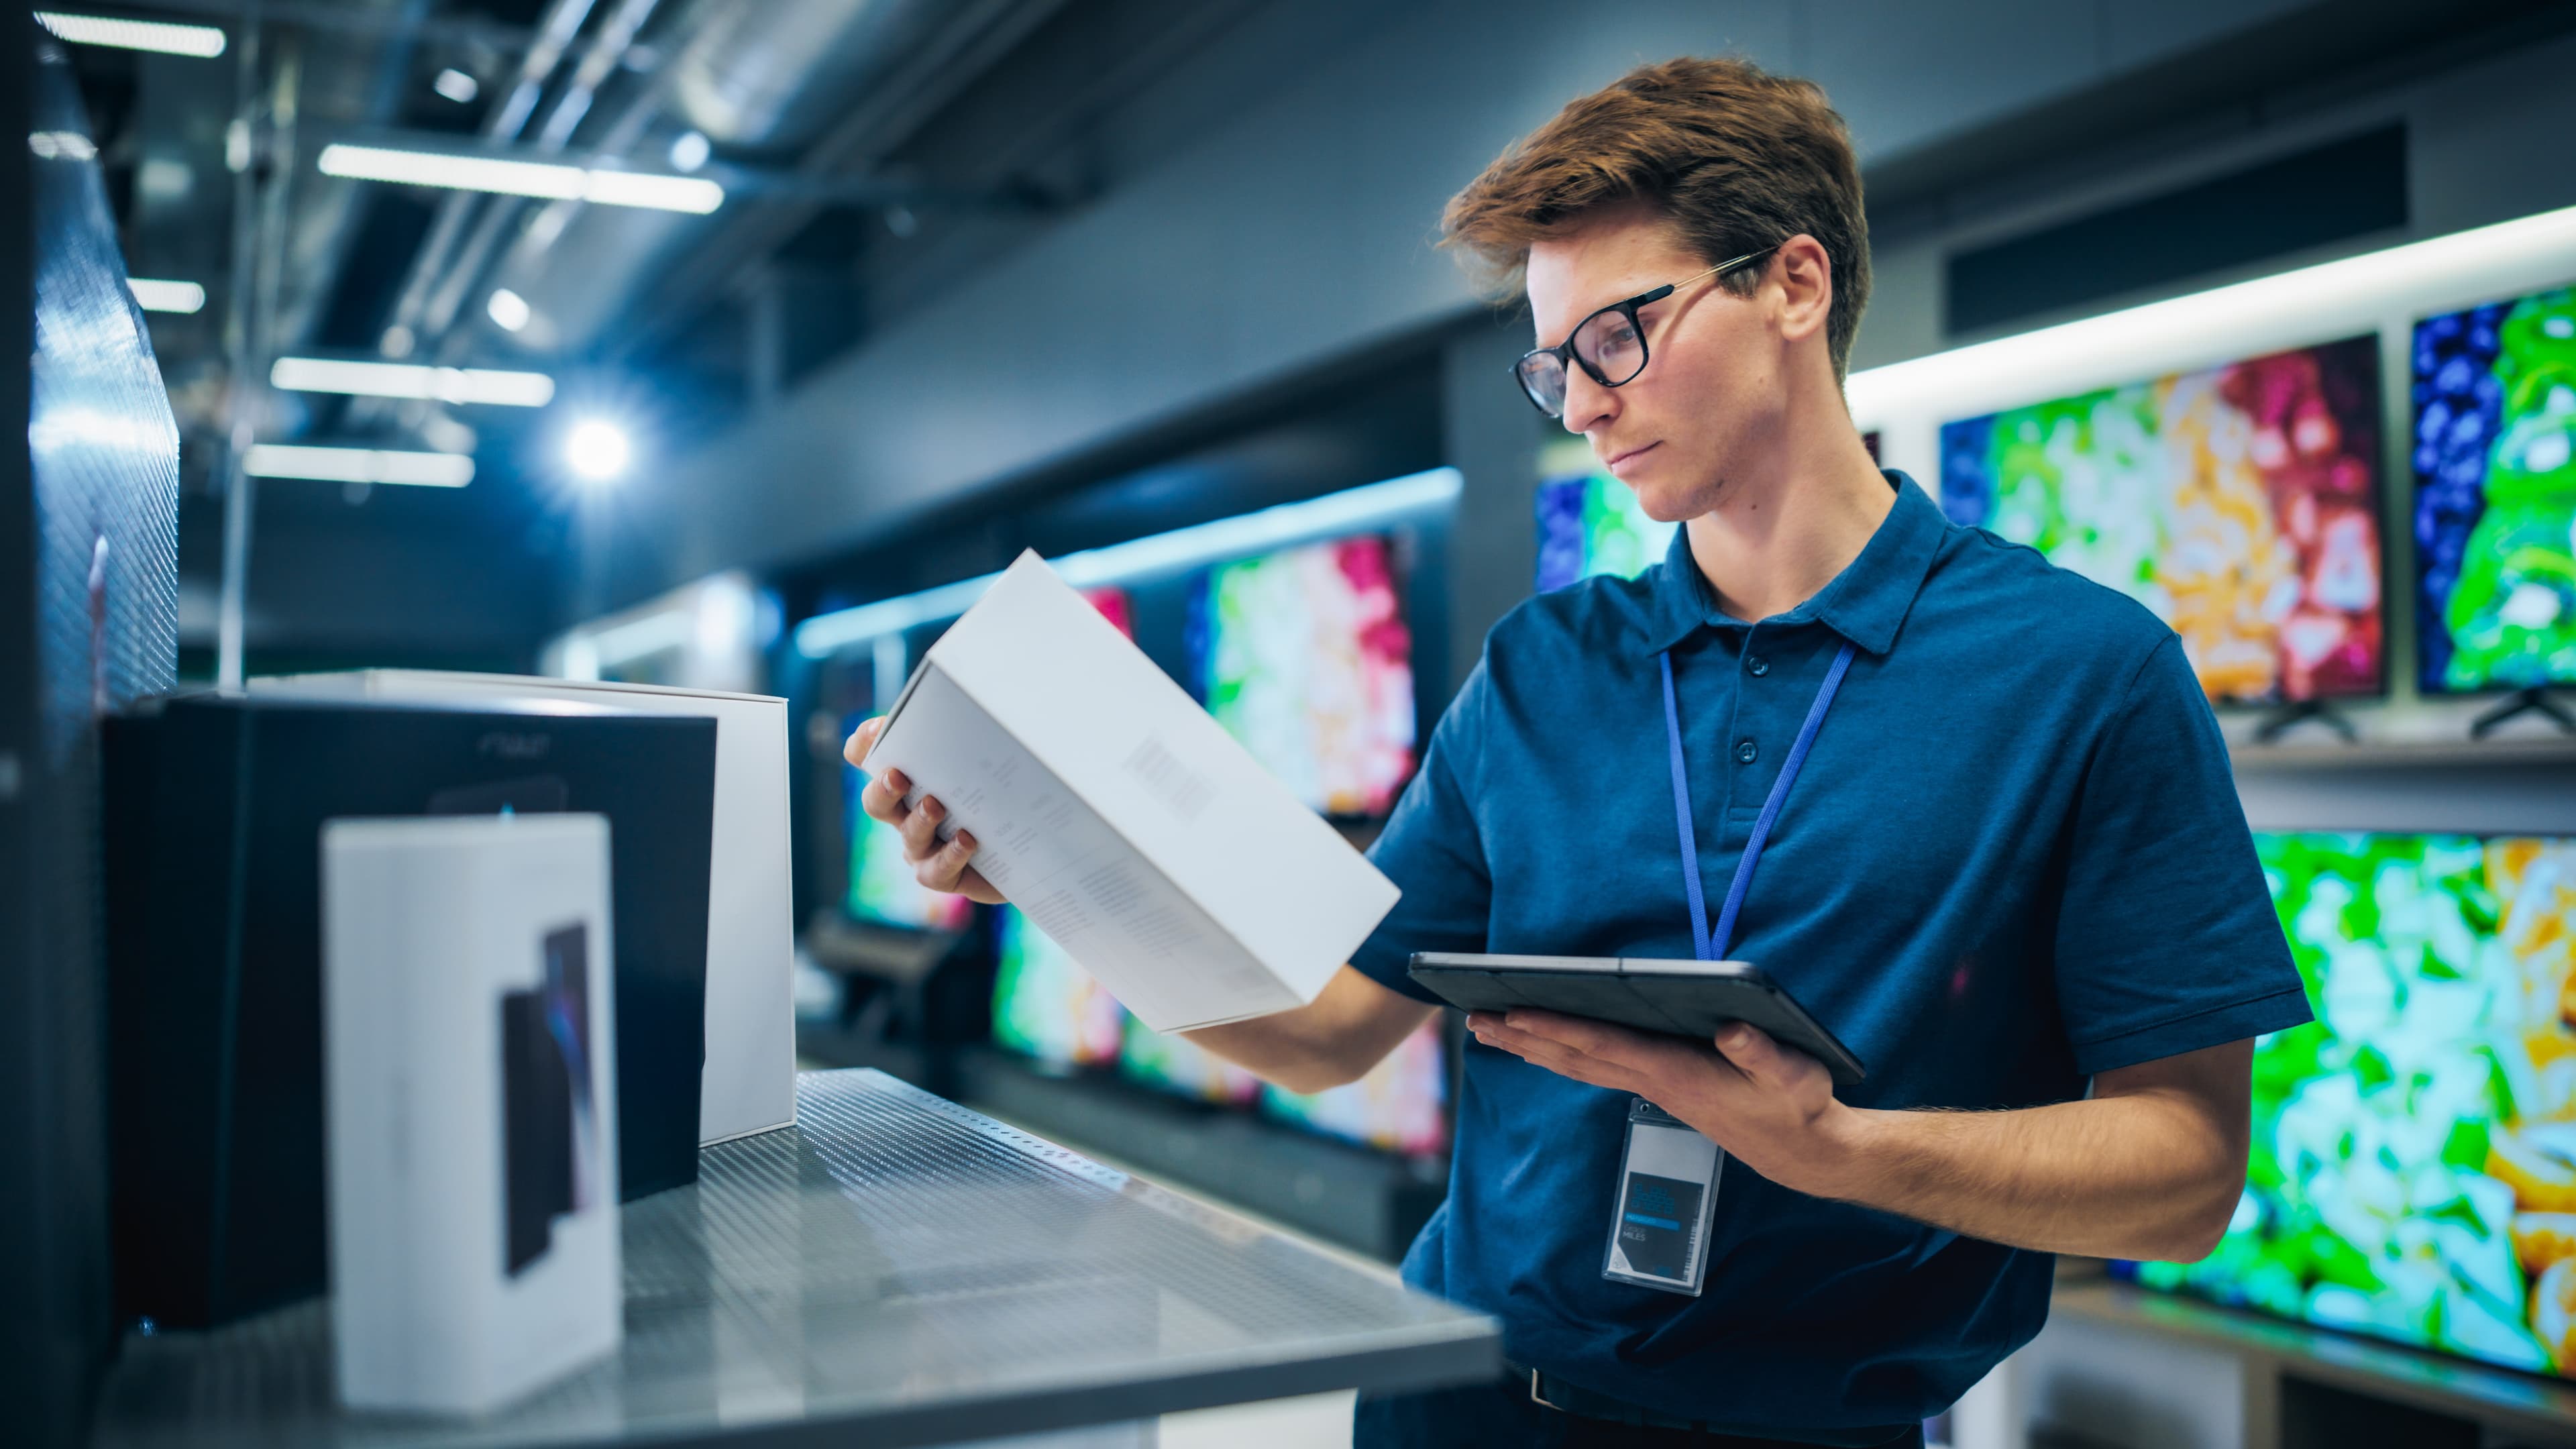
[413,0,665,341]
[367,0,597,359]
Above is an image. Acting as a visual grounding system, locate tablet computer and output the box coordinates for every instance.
[1406,953,1866,1087]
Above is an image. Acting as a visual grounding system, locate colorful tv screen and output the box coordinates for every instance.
[2412,287,2576,694]
[2125,833,2576,1377]
[1193,535,1415,817]
[1118,1013,1264,1106]
[1536,462,1677,592]
[1939,336,2385,704]
[990,907,1124,1070]
[1260,1017,1450,1156]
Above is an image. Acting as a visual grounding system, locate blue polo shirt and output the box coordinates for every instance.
[1353,472,2311,1439]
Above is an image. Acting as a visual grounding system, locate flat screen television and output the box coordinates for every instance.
[1939,335,2385,704]
[2412,287,2576,694]
[2121,832,2576,1377]
[1191,535,1415,817]
[990,906,1124,1070]
[1536,466,1678,592]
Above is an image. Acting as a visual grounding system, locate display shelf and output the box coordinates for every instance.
[2228,735,2576,771]
[2052,1281,2576,1443]
[88,1070,1497,1449]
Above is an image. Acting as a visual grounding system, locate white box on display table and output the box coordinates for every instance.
[252,667,795,1145]
[863,550,1401,1032]
[323,814,621,1416]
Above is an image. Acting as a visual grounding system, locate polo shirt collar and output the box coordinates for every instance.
[1640,470,1944,658]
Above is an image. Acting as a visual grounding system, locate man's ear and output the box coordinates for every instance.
[1771,233,1833,347]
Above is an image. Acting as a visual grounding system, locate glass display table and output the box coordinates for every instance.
[92,1069,1497,1447]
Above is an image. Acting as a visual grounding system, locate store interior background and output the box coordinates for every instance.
[20,0,2576,1445]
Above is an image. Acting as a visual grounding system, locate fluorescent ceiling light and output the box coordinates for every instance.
[793,466,1462,659]
[269,356,555,407]
[432,68,479,104]
[36,12,227,57]
[315,143,723,213]
[244,445,474,487]
[1846,199,2576,429]
[127,278,205,313]
[486,287,531,332]
[668,129,710,174]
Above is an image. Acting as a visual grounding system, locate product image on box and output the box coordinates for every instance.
[1939,335,2385,704]
[2413,286,2576,694]
[1190,534,1416,818]
[2122,833,2576,1377]
[1536,446,1678,592]
[502,924,600,1275]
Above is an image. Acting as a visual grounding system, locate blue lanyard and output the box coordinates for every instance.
[1658,640,1856,962]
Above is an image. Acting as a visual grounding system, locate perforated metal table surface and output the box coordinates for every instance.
[90,1069,1498,1448]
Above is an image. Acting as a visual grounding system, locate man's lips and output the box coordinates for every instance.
[1603,441,1660,472]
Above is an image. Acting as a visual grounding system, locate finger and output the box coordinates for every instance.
[859,767,910,826]
[1489,1032,1647,1093]
[899,794,947,862]
[842,716,884,769]
[916,829,979,893]
[1503,1010,1662,1067]
[1712,1022,1806,1083]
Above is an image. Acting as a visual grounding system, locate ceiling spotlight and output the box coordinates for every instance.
[668,129,710,174]
[127,278,206,313]
[564,419,631,482]
[486,287,531,333]
[433,68,479,104]
[36,12,226,57]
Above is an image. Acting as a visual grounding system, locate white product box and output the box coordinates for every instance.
[323,814,621,1415]
[863,551,1401,1031]
[255,668,794,1144]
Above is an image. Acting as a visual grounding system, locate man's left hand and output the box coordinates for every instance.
[1466,1010,1858,1196]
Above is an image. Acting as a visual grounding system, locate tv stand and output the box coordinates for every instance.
[2254,699,2357,745]
[2470,686,2576,739]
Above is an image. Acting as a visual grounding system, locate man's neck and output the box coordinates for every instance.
[1684,424,1894,624]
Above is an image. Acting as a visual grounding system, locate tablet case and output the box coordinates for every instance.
[1407,953,1867,1087]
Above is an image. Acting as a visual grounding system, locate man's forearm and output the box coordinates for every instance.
[1181,967,1435,1095]
[1801,1090,2243,1262]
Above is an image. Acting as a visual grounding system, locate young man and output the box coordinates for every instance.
[848,56,2310,1449]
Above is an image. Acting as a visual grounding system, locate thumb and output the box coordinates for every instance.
[843,715,883,769]
[1713,1021,1784,1080]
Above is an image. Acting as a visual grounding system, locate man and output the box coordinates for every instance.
[847,56,2310,1449]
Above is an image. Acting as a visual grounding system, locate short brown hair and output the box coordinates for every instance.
[1442,56,1871,380]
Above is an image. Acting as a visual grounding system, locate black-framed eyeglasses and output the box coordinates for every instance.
[1509,246,1778,419]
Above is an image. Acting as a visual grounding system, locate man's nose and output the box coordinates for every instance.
[1562,366,1617,435]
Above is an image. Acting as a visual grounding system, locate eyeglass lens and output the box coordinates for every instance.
[1517,305,1651,417]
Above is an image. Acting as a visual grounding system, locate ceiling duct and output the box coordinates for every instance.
[483,0,1060,360]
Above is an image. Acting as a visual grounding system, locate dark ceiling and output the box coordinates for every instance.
[56,0,1272,676]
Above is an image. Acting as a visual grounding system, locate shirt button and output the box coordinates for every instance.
[1746,655,1770,677]
[1735,739,1759,765]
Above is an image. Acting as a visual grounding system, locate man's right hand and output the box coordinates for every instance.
[843,716,1008,906]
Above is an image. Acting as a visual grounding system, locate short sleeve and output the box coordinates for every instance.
[1348,662,1497,1004]
[2052,635,2314,1074]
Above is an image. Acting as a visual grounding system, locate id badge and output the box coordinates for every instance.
[1602,1097,1722,1296]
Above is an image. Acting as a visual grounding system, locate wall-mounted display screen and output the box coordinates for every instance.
[1260,1017,1450,1155]
[990,906,1124,1070]
[1193,535,1415,817]
[1536,466,1676,592]
[2125,833,2576,1377]
[1939,335,2385,704]
[2413,287,2576,694]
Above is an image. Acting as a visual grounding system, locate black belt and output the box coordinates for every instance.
[1507,1362,1917,1448]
